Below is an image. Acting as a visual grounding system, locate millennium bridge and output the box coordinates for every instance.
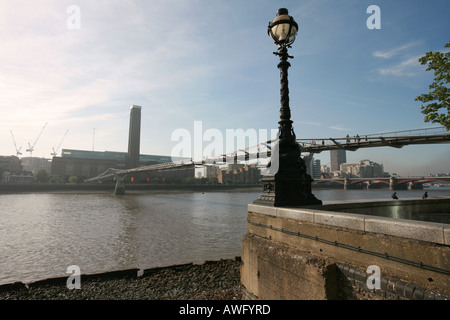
[85,126,450,194]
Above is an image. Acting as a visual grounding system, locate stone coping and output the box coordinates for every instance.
[248,203,450,246]
[319,196,450,209]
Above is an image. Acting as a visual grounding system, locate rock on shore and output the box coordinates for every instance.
[0,259,242,300]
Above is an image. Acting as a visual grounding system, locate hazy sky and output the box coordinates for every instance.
[1,0,449,176]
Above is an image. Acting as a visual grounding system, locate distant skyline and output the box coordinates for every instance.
[1,0,449,176]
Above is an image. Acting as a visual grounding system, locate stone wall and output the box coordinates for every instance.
[241,234,338,299]
[241,200,450,300]
[336,262,449,300]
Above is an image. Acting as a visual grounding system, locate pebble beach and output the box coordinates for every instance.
[0,259,242,300]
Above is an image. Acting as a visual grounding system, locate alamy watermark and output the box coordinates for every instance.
[65,5,380,31]
[366,5,381,30]
[366,265,381,290]
[66,265,81,290]
[170,121,280,173]
[66,5,81,30]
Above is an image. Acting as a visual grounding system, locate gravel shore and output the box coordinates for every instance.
[0,259,242,300]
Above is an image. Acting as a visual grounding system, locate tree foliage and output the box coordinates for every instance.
[415,40,450,130]
[68,176,78,183]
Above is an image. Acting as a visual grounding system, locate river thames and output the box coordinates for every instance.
[1,187,449,285]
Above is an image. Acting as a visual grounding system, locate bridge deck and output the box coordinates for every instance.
[299,133,450,153]
[85,127,450,183]
[85,161,195,183]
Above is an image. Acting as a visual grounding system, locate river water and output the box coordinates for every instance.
[1,187,449,285]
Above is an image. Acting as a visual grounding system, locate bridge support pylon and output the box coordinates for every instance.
[114,175,127,195]
[344,178,350,190]
[389,177,397,190]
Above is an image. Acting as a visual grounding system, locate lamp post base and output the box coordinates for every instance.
[253,174,322,207]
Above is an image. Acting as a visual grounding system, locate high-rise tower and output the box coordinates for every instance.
[126,105,141,169]
[330,149,346,172]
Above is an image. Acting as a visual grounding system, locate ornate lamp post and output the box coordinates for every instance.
[254,8,322,207]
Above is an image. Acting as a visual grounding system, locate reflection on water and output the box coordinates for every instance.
[0,188,449,284]
[0,191,252,284]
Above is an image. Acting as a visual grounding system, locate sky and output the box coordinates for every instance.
[0,0,449,177]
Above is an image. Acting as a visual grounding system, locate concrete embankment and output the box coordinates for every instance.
[0,258,242,300]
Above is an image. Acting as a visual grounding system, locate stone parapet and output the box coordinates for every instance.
[248,201,450,244]
[241,200,450,300]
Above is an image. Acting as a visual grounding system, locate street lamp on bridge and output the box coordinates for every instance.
[254,8,322,207]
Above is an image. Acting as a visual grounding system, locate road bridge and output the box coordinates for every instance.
[315,176,450,190]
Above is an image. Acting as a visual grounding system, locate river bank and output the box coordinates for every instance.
[0,258,242,300]
[2,189,448,294]
[0,183,261,194]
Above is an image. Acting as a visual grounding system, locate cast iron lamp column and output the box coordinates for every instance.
[254,8,322,207]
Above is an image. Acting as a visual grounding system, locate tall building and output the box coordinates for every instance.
[127,105,142,169]
[305,157,321,179]
[311,159,321,179]
[330,149,346,172]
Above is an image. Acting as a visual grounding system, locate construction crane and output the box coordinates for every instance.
[26,122,47,158]
[10,130,22,157]
[51,129,69,157]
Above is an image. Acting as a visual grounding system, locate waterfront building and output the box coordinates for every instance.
[20,157,52,175]
[195,165,220,179]
[51,149,173,179]
[321,165,330,173]
[0,155,23,173]
[2,171,34,183]
[340,159,384,178]
[320,165,332,179]
[205,165,219,179]
[0,155,31,183]
[218,164,261,184]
